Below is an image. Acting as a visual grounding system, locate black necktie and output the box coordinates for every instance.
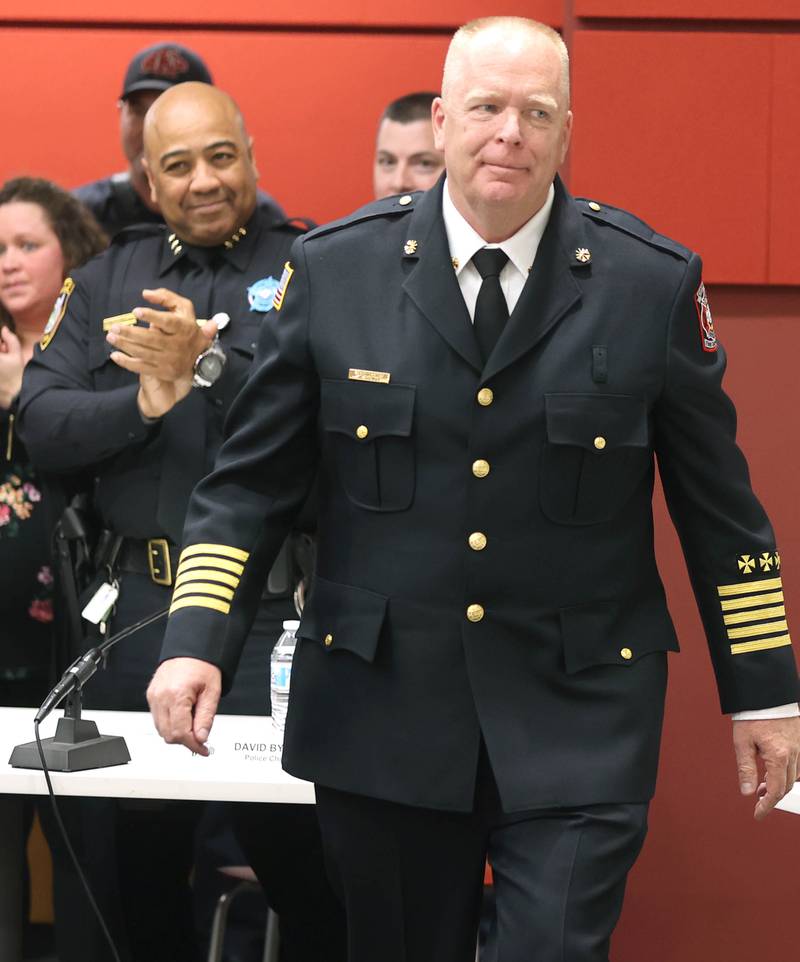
[472,248,509,363]
[155,249,216,542]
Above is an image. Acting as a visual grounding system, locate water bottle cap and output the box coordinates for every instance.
[282,620,300,630]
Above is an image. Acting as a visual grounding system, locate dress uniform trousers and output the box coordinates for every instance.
[316,739,648,962]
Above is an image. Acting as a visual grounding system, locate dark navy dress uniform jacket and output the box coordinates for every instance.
[157,177,799,813]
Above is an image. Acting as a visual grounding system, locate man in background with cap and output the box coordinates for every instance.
[75,41,285,237]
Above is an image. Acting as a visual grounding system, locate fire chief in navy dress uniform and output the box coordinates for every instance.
[148,18,800,962]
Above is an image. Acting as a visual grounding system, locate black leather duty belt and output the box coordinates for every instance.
[116,537,179,587]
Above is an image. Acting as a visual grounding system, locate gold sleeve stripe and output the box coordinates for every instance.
[720,591,783,612]
[172,582,235,602]
[174,568,239,590]
[726,619,788,640]
[180,543,249,563]
[176,556,245,577]
[717,577,782,597]
[723,605,786,626]
[169,596,231,616]
[730,634,792,656]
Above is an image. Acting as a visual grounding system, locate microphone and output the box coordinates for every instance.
[34,607,169,725]
[10,607,169,772]
[35,648,104,724]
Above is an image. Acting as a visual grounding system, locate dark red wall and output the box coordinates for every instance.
[619,286,800,961]
[1,5,797,960]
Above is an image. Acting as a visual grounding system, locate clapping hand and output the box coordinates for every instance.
[106,287,218,419]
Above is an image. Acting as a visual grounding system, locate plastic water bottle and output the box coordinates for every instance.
[270,620,299,732]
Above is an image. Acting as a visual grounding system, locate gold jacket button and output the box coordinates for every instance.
[594,436,606,450]
[472,459,490,478]
[477,388,494,407]
[468,532,487,551]
[324,633,334,647]
[356,425,369,439]
[467,604,485,623]
[620,647,633,660]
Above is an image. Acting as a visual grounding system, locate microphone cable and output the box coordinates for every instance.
[33,605,169,962]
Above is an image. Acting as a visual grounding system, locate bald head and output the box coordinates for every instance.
[143,83,247,160]
[142,82,259,246]
[442,17,570,107]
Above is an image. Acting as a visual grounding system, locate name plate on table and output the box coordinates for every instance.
[195,720,284,766]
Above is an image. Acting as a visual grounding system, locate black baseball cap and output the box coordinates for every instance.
[120,42,213,99]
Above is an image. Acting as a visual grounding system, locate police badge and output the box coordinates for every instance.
[247,276,280,312]
[695,282,717,353]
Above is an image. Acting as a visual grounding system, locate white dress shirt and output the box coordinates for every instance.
[442,178,554,320]
[439,179,798,723]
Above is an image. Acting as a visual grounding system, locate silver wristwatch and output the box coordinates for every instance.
[192,334,227,388]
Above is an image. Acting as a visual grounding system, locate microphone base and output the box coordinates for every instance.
[9,717,131,772]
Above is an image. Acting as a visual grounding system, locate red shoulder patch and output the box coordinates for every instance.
[695,282,717,353]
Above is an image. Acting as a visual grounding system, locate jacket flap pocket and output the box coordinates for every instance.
[544,394,648,451]
[559,596,679,674]
[321,378,415,440]
[297,575,388,662]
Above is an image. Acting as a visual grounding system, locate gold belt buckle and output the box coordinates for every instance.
[147,538,173,587]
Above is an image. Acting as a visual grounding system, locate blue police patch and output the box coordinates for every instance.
[247,276,280,312]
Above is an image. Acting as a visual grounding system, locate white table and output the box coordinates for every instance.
[0,706,313,803]
[775,786,800,815]
[0,706,313,962]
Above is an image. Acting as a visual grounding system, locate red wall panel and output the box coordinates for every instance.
[1,11,797,962]
[569,31,772,284]
[615,286,800,962]
[0,0,561,28]
[576,0,800,18]
[769,37,800,284]
[0,27,452,226]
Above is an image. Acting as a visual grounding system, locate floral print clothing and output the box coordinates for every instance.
[0,408,53,688]
[0,467,43,535]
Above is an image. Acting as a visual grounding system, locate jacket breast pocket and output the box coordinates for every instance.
[540,393,651,525]
[321,378,416,512]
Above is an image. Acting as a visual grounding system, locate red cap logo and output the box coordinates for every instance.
[141,48,191,80]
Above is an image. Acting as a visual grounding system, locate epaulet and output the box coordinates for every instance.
[275,216,316,234]
[111,223,165,246]
[303,192,419,243]
[576,198,692,262]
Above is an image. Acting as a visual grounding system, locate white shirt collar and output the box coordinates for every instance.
[441,179,555,280]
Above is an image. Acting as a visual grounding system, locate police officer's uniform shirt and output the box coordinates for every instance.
[444,176,797,723]
[17,208,302,542]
